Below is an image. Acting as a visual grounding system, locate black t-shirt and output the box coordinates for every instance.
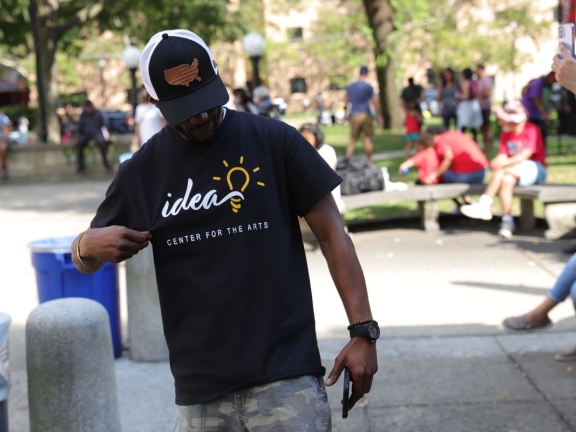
[91,110,342,405]
[400,85,424,111]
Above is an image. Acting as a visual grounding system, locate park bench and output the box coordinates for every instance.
[342,183,576,236]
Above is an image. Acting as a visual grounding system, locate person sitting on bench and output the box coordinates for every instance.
[460,100,547,238]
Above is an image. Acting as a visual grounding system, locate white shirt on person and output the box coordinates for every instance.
[134,103,164,145]
[317,143,345,213]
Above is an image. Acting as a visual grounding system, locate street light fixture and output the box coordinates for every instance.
[242,32,266,92]
[122,45,142,117]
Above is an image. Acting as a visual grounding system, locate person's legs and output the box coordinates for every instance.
[178,392,241,432]
[470,128,478,143]
[94,136,111,170]
[460,169,505,220]
[242,375,331,431]
[404,140,413,158]
[346,115,362,159]
[76,135,90,172]
[442,114,451,130]
[362,114,375,163]
[480,109,493,151]
[498,172,517,216]
[504,254,576,334]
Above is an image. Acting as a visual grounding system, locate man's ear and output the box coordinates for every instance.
[146,92,159,107]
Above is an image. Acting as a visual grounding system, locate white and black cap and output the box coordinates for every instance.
[140,29,229,125]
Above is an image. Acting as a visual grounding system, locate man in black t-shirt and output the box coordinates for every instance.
[75,100,111,173]
[400,77,425,114]
[71,29,378,431]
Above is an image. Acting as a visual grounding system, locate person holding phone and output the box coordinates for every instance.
[71,29,378,430]
[553,44,576,94]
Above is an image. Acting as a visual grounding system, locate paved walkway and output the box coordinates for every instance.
[2,179,576,431]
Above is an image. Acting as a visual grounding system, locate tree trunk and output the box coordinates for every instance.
[34,0,61,144]
[37,32,60,144]
[362,0,402,130]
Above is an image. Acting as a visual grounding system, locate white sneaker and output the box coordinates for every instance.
[460,202,493,220]
[498,219,515,238]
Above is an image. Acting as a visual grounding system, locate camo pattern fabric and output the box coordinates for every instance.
[178,375,331,431]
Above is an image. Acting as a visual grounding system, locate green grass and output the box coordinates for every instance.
[329,123,576,223]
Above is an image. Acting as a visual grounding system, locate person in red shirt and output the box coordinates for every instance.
[460,100,547,238]
[421,127,489,185]
[398,136,440,184]
[404,101,422,158]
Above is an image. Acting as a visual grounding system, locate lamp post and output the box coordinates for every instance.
[242,32,266,92]
[122,45,142,117]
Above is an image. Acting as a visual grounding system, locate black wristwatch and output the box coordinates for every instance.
[349,320,380,342]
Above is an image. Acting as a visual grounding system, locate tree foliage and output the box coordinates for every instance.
[390,0,552,76]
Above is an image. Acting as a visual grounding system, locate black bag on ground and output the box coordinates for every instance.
[336,155,385,195]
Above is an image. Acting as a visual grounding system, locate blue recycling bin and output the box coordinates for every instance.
[28,236,121,358]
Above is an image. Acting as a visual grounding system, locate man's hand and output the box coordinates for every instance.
[80,226,151,263]
[553,44,576,94]
[325,337,378,410]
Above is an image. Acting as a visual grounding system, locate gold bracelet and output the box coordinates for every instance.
[76,230,101,270]
[347,319,375,330]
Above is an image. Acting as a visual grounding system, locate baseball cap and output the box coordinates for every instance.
[140,29,229,125]
[359,65,369,75]
[495,100,528,124]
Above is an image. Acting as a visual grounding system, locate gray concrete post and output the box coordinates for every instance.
[418,200,440,232]
[125,245,168,362]
[0,312,11,432]
[26,298,121,432]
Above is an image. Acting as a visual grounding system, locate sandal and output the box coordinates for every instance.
[502,315,552,334]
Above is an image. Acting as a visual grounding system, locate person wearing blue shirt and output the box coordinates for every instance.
[345,66,382,163]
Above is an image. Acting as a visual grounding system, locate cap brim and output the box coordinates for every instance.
[495,107,527,123]
[157,74,229,125]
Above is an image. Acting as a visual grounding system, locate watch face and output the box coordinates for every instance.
[368,323,380,339]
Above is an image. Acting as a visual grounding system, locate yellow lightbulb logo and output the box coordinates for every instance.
[213,156,265,213]
[227,167,250,213]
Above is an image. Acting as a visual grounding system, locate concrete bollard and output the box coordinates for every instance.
[0,312,11,432]
[26,298,121,432]
[125,245,168,362]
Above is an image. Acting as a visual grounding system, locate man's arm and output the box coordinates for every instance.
[134,123,142,147]
[372,95,383,126]
[398,158,416,174]
[504,148,532,167]
[531,97,550,121]
[304,193,377,410]
[71,226,151,274]
[424,148,452,183]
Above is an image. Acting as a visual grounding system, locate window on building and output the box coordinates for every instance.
[287,27,303,42]
[290,77,307,94]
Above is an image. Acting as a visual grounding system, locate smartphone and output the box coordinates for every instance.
[559,23,575,58]
[342,367,350,419]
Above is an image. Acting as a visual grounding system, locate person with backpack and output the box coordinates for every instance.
[456,68,482,143]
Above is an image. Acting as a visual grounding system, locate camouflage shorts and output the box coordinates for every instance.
[178,374,332,431]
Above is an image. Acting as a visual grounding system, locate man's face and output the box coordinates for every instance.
[476,68,484,77]
[175,107,221,142]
